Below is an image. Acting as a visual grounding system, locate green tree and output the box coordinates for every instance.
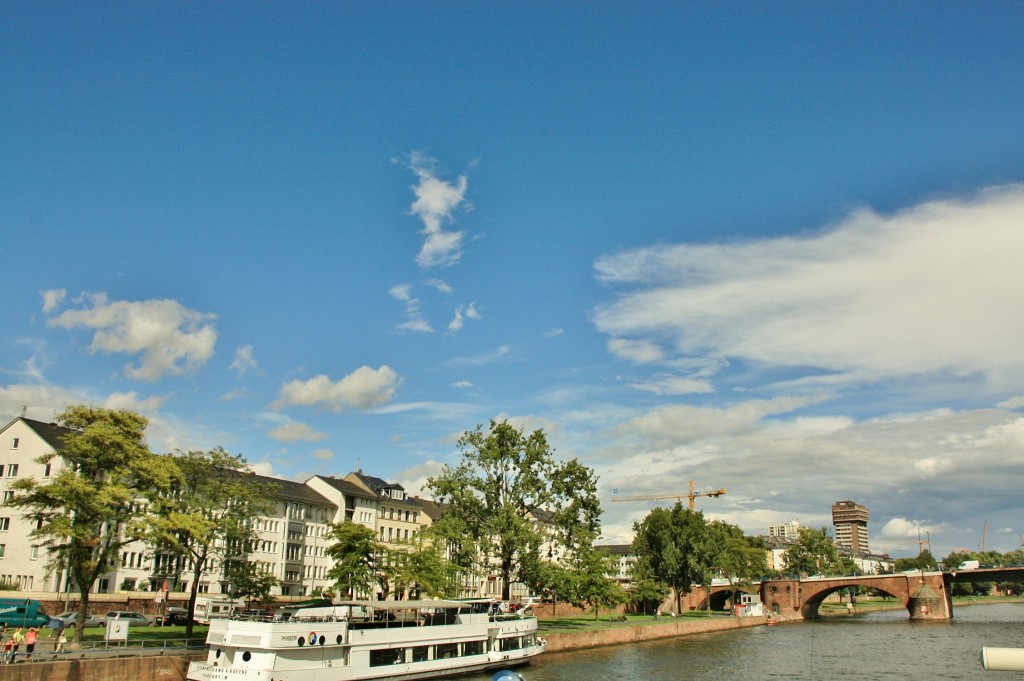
[560,547,626,620]
[784,527,843,576]
[426,420,602,599]
[225,560,280,605]
[325,522,382,598]
[381,537,457,599]
[631,503,707,614]
[718,532,769,610]
[627,573,670,615]
[4,406,177,642]
[150,447,276,637]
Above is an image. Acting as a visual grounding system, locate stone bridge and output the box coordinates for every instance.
[675,567,1024,620]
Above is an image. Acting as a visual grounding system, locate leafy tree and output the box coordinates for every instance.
[225,560,279,605]
[150,447,276,637]
[325,522,382,598]
[426,420,602,599]
[718,532,769,610]
[784,527,843,576]
[560,547,626,620]
[4,406,178,642]
[894,550,939,572]
[381,537,458,599]
[631,503,707,614]
[627,573,670,615]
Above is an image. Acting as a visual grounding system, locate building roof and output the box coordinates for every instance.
[350,471,404,493]
[251,472,332,506]
[309,475,378,500]
[12,417,72,451]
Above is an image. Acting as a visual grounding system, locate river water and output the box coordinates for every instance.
[472,603,1024,681]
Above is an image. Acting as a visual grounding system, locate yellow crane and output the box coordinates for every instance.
[611,480,726,510]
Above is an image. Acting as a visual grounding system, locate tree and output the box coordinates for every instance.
[426,420,602,599]
[225,561,279,605]
[560,547,626,620]
[380,537,458,599]
[150,447,276,637]
[717,532,769,611]
[5,406,177,642]
[631,503,708,614]
[325,522,382,598]
[784,527,844,576]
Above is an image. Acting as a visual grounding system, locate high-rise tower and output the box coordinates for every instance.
[832,500,869,552]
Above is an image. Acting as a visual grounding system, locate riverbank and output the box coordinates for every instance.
[540,614,766,653]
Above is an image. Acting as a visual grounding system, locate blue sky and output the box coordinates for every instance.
[3,2,1024,557]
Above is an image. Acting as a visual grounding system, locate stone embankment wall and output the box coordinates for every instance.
[0,653,204,681]
[542,615,766,653]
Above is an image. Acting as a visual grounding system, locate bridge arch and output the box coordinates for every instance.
[761,573,953,621]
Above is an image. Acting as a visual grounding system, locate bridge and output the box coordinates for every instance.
[682,567,1024,621]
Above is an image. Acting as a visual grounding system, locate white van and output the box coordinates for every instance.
[957,560,980,570]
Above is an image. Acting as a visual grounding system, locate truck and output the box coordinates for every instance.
[0,598,51,628]
[957,560,980,570]
[193,596,243,624]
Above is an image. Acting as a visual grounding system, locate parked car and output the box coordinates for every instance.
[54,611,106,629]
[158,607,192,626]
[104,610,154,626]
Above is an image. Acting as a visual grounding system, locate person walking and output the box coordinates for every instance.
[54,625,66,658]
[9,628,23,664]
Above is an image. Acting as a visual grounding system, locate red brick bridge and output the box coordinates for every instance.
[679,568,1024,620]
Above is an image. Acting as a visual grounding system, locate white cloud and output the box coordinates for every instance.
[40,289,66,315]
[272,365,403,412]
[230,345,258,376]
[312,448,334,461]
[594,184,1024,388]
[446,303,481,336]
[268,422,328,442]
[451,380,473,389]
[426,279,453,294]
[403,152,470,269]
[389,284,433,333]
[47,293,217,381]
[447,345,512,368]
[607,338,665,364]
[627,373,714,395]
[103,391,172,413]
[998,396,1024,409]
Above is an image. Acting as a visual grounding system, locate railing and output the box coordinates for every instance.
[6,637,208,663]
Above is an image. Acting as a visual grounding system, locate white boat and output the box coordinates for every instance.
[186,598,546,681]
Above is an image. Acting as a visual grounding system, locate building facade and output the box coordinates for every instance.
[832,500,870,553]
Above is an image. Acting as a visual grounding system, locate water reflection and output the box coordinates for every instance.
[472,603,1024,681]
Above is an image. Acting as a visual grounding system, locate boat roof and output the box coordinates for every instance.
[317,600,472,610]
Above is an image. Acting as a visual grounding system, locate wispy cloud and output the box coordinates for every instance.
[46,292,217,381]
[230,345,258,377]
[402,152,470,269]
[594,184,1024,390]
[389,284,433,333]
[268,421,328,442]
[447,344,512,368]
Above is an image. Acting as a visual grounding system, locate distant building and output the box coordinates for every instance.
[767,520,801,540]
[832,500,870,553]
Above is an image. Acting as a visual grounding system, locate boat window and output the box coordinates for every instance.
[242,652,252,662]
[411,646,429,662]
[370,648,405,666]
[464,640,483,656]
[436,643,458,659]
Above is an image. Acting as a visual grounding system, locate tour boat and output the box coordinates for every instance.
[186,598,546,681]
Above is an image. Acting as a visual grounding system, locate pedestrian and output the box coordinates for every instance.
[54,625,66,655]
[2,636,12,664]
[9,628,23,664]
[24,627,37,662]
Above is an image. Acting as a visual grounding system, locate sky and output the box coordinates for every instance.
[3,2,1024,559]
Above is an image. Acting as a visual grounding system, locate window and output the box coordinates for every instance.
[0,518,8,531]
[10,438,18,449]
[1,492,11,503]
[30,546,38,561]
[5,464,18,478]
[43,463,51,478]
[1,545,8,558]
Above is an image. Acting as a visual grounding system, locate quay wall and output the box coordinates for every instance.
[0,653,205,681]
[542,615,766,653]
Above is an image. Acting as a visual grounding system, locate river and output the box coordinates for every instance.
[472,603,1024,680]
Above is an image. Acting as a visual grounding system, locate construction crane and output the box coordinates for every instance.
[611,480,726,510]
